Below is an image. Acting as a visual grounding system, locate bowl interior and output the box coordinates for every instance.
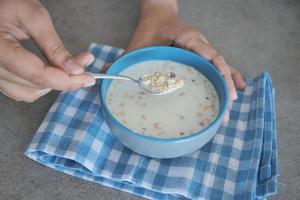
[100,46,228,141]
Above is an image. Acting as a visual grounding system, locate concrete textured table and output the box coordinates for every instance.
[0,0,299,199]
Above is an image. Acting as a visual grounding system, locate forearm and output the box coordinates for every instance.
[140,0,178,18]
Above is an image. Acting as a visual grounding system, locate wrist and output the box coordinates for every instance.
[140,0,177,19]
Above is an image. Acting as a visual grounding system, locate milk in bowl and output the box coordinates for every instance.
[106,60,219,139]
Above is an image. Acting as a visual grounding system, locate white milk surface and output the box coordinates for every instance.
[106,60,219,138]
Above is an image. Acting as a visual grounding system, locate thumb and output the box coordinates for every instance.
[21,3,93,74]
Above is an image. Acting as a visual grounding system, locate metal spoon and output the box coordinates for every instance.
[88,72,177,95]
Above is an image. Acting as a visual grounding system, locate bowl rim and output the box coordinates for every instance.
[100,46,229,143]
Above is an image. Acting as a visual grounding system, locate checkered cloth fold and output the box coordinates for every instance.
[25,43,278,200]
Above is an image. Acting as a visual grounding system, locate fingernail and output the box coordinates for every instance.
[73,68,84,75]
[232,91,238,101]
[40,88,52,95]
[86,54,95,66]
[83,79,96,87]
[65,58,84,74]
[222,113,229,126]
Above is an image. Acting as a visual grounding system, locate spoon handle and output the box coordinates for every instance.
[88,72,135,82]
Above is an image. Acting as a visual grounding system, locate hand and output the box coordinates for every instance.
[127,1,246,122]
[0,0,95,102]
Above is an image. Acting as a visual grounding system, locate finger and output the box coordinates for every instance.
[0,39,95,91]
[19,2,92,74]
[74,52,95,67]
[212,56,238,101]
[0,67,41,88]
[190,39,218,60]
[222,100,233,126]
[0,79,51,102]
[222,111,230,126]
[175,36,218,60]
[186,29,211,45]
[198,34,210,45]
[230,67,247,90]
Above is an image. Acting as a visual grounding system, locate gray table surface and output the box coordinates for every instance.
[0,0,299,199]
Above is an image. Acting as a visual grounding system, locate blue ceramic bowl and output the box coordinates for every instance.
[100,46,228,158]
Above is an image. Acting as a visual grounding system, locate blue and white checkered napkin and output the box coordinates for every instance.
[25,43,279,200]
